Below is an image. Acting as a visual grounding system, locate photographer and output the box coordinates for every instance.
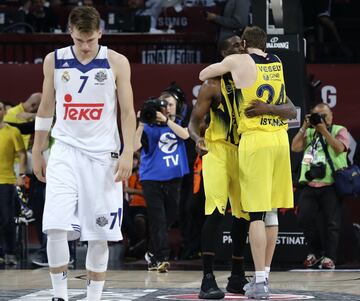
[291,103,349,269]
[134,91,190,273]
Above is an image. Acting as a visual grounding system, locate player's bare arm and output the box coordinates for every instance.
[134,114,144,152]
[109,50,136,182]
[245,96,297,119]
[189,78,220,155]
[32,52,56,183]
[199,54,239,81]
[199,54,256,89]
[199,62,230,82]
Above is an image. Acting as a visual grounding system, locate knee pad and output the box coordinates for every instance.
[265,209,278,227]
[86,240,109,273]
[47,229,70,268]
[249,212,266,222]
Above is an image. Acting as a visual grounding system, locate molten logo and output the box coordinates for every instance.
[63,94,104,120]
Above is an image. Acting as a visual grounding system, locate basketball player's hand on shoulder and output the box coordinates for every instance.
[196,138,208,156]
[245,100,269,117]
[32,151,47,183]
[114,152,133,182]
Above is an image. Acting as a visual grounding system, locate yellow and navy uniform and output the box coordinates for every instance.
[0,124,25,184]
[4,103,31,149]
[237,53,293,212]
[238,54,288,133]
[205,73,240,146]
[203,73,248,220]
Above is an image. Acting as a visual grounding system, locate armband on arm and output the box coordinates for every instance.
[35,116,53,131]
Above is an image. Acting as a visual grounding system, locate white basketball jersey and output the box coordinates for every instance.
[52,45,120,162]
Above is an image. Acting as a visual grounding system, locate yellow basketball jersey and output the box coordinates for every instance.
[237,53,288,133]
[205,73,240,146]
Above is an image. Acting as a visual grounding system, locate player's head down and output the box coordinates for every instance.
[68,6,101,33]
[68,6,102,55]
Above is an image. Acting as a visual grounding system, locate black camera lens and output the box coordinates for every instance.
[139,98,168,124]
[139,106,157,124]
[309,113,323,126]
[305,162,326,181]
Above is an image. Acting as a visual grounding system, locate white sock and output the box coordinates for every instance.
[255,271,266,283]
[50,271,68,301]
[265,266,271,280]
[87,279,105,301]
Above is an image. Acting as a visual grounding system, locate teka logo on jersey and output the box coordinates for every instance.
[63,94,104,120]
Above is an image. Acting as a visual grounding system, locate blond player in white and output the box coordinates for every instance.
[32,6,136,301]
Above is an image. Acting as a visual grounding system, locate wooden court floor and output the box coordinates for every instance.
[0,268,360,300]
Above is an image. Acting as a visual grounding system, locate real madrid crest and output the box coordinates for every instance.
[96,216,109,227]
[95,70,107,83]
[61,71,70,82]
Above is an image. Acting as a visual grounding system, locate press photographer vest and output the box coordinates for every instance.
[299,125,348,184]
[205,73,240,146]
[139,123,189,181]
[237,53,288,133]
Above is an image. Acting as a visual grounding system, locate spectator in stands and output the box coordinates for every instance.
[134,87,190,273]
[21,0,59,33]
[204,0,250,46]
[128,0,166,33]
[0,101,27,266]
[4,92,41,150]
[291,103,349,269]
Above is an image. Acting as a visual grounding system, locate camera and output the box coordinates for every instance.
[139,97,168,124]
[309,112,326,127]
[305,162,326,181]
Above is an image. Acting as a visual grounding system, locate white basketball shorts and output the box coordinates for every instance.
[43,141,123,242]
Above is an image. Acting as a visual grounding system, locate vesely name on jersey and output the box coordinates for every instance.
[63,97,104,121]
[258,65,282,72]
